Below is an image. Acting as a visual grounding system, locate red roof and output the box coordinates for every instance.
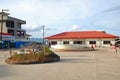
[26,34,32,36]
[45,31,119,39]
[0,32,12,36]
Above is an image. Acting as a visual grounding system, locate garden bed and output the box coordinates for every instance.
[5,51,60,64]
[5,43,60,64]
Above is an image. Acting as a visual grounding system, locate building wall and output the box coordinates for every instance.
[86,38,115,47]
[0,15,8,33]
[0,22,7,33]
[48,38,116,50]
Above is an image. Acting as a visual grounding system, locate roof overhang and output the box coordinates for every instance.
[8,16,26,24]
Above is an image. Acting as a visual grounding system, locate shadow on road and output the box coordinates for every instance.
[59,57,95,63]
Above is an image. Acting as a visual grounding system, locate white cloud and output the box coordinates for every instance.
[72,25,80,31]
[1,0,120,37]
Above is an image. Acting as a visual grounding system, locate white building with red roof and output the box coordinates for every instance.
[45,31,119,51]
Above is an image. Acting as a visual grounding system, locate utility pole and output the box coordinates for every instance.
[0,9,9,41]
[41,25,45,55]
[0,10,3,41]
[42,25,45,46]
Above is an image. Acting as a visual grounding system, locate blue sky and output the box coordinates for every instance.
[0,0,120,38]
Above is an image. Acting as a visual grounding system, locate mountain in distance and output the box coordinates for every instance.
[30,38,43,43]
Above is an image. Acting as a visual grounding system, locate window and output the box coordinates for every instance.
[103,41,110,44]
[51,41,57,45]
[6,21,14,28]
[89,41,96,44]
[63,41,69,44]
[73,41,82,44]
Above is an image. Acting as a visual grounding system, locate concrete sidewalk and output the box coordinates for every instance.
[0,48,120,80]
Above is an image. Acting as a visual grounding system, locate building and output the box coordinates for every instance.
[45,31,119,50]
[0,12,26,41]
[26,34,32,40]
[0,11,31,49]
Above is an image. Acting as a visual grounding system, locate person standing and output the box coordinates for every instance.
[91,44,94,50]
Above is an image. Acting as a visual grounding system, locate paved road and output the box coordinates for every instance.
[0,48,120,80]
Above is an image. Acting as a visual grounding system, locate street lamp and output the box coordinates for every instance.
[0,9,9,41]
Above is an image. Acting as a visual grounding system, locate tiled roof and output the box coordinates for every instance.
[45,31,119,39]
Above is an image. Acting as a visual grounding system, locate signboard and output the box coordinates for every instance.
[0,35,15,41]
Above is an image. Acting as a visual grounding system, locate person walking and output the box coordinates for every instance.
[112,44,117,54]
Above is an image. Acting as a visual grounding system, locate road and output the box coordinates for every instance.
[0,47,120,80]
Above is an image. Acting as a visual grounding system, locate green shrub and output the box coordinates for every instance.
[44,47,51,56]
[6,46,54,64]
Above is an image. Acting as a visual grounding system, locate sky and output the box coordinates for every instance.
[0,0,120,38]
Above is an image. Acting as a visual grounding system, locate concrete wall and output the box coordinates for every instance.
[0,15,8,33]
[48,38,116,50]
[0,22,7,33]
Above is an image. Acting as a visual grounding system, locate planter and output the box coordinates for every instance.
[5,52,60,64]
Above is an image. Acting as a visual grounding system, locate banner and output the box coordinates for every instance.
[0,35,15,41]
